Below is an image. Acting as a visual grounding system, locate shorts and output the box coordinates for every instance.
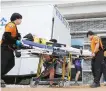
[44,62,57,69]
[75,65,82,72]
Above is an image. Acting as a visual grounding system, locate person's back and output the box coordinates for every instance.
[74,58,81,67]
[90,35,103,54]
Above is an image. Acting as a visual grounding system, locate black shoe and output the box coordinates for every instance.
[90,83,100,88]
[0,80,6,88]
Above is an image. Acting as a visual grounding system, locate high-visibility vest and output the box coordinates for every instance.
[39,38,47,45]
[34,36,40,43]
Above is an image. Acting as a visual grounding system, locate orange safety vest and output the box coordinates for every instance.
[90,35,103,53]
[1,22,18,44]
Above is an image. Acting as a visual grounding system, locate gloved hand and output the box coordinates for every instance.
[16,40,22,47]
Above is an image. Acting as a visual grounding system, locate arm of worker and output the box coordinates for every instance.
[2,32,16,44]
[92,43,99,57]
[3,23,17,43]
[94,43,99,53]
[92,36,100,57]
[17,33,21,40]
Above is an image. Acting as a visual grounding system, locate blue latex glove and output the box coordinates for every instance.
[16,40,21,46]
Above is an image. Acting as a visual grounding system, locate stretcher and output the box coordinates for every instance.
[20,40,83,56]
[16,40,73,87]
[17,40,92,87]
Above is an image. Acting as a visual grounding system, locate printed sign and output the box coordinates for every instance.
[56,9,70,30]
[0,17,7,26]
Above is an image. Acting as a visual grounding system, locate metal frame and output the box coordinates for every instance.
[36,52,72,83]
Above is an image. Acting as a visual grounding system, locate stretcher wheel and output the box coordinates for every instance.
[64,81,70,87]
[58,81,65,87]
[30,78,36,87]
[30,77,39,87]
